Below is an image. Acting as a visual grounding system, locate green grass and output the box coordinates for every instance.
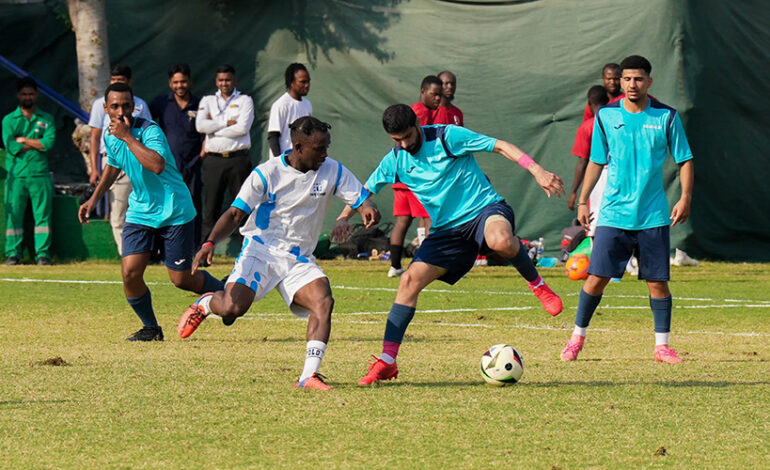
[1,260,769,468]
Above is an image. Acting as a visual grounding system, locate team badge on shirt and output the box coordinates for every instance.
[310,181,327,197]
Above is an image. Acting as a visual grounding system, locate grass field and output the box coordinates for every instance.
[1,260,769,468]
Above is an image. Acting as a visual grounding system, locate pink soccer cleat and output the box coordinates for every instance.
[654,345,683,363]
[530,283,563,316]
[561,334,585,361]
[358,355,399,386]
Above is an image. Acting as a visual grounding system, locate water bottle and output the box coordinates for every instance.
[537,237,545,258]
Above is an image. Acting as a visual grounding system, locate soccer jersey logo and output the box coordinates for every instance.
[310,181,327,197]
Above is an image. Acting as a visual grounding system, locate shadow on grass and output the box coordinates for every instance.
[337,379,770,389]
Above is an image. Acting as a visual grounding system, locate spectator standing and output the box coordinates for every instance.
[151,63,204,247]
[88,64,151,255]
[196,64,254,241]
[582,63,621,121]
[267,63,312,159]
[2,77,55,265]
[438,71,463,126]
[568,85,609,216]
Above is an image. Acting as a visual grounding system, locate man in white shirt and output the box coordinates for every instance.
[195,64,255,241]
[88,64,151,255]
[178,116,380,391]
[267,63,312,158]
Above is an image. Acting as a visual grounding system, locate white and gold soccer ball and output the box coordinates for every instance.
[480,344,524,386]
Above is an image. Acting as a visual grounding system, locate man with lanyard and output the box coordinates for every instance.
[196,64,254,242]
[88,64,152,255]
[2,77,55,265]
[151,63,204,247]
[79,83,224,341]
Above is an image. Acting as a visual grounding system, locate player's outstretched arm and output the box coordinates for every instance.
[670,159,694,226]
[356,199,381,228]
[192,206,247,273]
[568,158,589,210]
[576,161,603,230]
[493,140,565,198]
[78,165,120,224]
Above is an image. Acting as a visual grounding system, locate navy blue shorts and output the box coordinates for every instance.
[413,201,515,285]
[122,221,195,271]
[589,225,670,281]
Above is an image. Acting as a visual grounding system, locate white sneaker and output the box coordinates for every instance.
[625,256,639,276]
[671,248,699,266]
[387,267,405,278]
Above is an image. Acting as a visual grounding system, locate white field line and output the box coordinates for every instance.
[3,278,770,304]
[2,277,769,337]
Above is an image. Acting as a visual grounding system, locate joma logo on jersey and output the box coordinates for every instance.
[310,182,327,197]
[643,124,663,130]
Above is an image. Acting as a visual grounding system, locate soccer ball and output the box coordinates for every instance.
[480,344,524,386]
[565,254,590,280]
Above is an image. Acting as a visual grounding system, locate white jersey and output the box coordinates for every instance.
[267,92,313,158]
[232,152,369,259]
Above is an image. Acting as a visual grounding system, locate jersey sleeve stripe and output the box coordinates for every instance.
[231,197,252,215]
[351,187,371,210]
[254,168,268,196]
[333,161,343,195]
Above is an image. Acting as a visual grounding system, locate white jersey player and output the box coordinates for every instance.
[177,117,380,391]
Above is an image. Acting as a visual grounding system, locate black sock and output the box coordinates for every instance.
[390,244,404,269]
[126,290,158,328]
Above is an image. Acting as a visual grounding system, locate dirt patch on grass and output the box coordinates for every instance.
[35,356,69,366]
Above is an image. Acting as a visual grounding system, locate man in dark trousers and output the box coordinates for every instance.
[151,63,204,246]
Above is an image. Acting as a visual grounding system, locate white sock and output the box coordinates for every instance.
[655,332,670,346]
[573,326,587,337]
[417,227,426,245]
[380,352,396,364]
[299,340,327,381]
[199,294,213,315]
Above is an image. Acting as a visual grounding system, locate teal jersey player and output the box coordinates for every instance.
[591,98,693,230]
[365,124,502,232]
[105,117,196,228]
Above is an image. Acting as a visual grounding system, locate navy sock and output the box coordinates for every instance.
[509,241,538,282]
[383,303,416,344]
[390,244,404,269]
[575,289,603,328]
[198,270,225,294]
[127,290,158,328]
[650,296,672,333]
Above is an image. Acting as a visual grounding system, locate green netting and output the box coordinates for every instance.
[2,0,768,260]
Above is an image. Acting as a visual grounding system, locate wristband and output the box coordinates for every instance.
[577,202,587,206]
[203,241,215,248]
[517,154,534,170]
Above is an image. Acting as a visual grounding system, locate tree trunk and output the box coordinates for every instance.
[67,0,110,112]
[67,0,110,172]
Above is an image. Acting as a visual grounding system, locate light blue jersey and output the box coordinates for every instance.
[366,125,501,231]
[591,98,693,230]
[105,118,196,228]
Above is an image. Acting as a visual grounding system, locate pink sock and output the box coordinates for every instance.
[527,275,544,289]
[381,340,401,363]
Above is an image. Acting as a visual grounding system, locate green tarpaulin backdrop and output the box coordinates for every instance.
[2,0,769,261]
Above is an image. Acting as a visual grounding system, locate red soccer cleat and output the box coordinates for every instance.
[295,373,333,391]
[177,293,212,338]
[561,334,585,361]
[654,345,683,364]
[529,283,563,316]
[358,355,399,386]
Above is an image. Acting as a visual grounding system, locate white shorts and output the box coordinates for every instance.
[227,250,327,318]
[588,166,608,237]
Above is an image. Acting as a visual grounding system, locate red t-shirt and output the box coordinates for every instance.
[440,104,464,126]
[572,117,594,159]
